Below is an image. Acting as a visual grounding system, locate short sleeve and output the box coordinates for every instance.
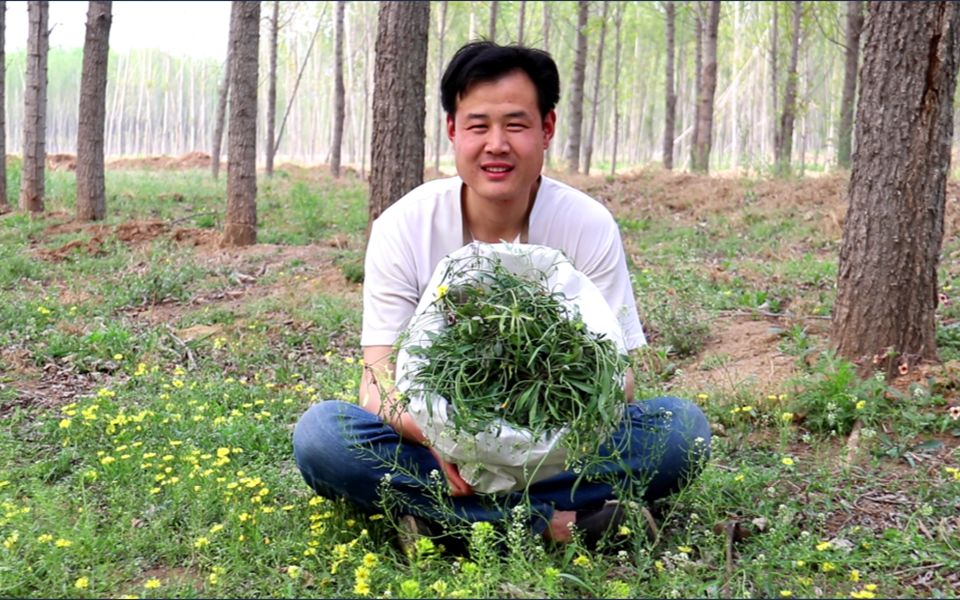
[360,216,420,347]
[574,210,647,351]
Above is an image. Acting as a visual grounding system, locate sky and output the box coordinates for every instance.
[6,1,232,60]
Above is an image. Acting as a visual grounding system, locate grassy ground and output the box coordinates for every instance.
[0,163,958,598]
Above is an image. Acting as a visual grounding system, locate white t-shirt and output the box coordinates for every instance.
[361,175,646,350]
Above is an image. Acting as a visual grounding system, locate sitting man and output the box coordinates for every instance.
[293,41,710,549]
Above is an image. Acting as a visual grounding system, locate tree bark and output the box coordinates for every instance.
[583,1,609,176]
[565,0,588,174]
[691,0,720,173]
[691,2,703,170]
[770,2,779,160]
[776,1,802,176]
[517,0,525,45]
[833,2,960,374]
[20,0,48,214]
[331,0,346,178]
[611,3,623,176]
[837,0,862,169]
[663,1,676,170]
[76,0,112,222]
[542,2,551,168]
[368,1,429,232]
[211,39,231,180]
[488,0,498,42]
[433,0,448,174]
[0,1,7,213]
[221,0,260,247]
[266,0,279,177]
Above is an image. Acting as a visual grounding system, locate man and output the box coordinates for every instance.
[293,42,710,549]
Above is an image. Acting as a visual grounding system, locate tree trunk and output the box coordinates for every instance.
[368,1,429,232]
[488,0,498,41]
[691,0,720,173]
[565,0,588,174]
[610,3,623,176]
[583,1,609,176]
[517,0,525,45]
[0,1,7,213]
[691,2,703,170]
[211,41,231,180]
[20,0,48,214]
[331,0,345,178]
[433,0,448,174]
[663,1,676,170]
[833,2,960,374]
[221,0,260,247]
[770,2,779,160]
[266,0,279,176]
[837,0,862,168]
[75,0,112,222]
[542,2,551,168]
[776,1,802,176]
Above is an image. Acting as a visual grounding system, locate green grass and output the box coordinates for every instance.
[0,167,957,597]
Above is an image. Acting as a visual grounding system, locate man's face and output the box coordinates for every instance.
[447,70,556,207]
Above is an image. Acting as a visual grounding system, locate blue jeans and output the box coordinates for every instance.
[292,397,710,534]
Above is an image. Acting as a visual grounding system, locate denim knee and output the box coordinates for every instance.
[292,400,371,502]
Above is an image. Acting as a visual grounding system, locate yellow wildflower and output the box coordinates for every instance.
[781,457,795,466]
[573,554,591,568]
[144,578,161,589]
[74,577,89,589]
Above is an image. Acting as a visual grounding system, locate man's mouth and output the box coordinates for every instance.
[481,164,514,174]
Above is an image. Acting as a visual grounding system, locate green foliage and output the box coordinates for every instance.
[405,258,628,460]
[787,352,888,436]
[937,322,960,361]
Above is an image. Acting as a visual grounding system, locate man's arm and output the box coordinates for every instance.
[360,345,473,496]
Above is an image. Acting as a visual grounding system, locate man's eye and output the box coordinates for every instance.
[507,124,527,131]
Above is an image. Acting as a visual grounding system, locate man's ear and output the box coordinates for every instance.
[542,110,557,148]
[446,114,456,141]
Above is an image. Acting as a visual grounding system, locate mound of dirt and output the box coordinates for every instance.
[106,152,212,171]
[35,219,219,262]
[47,153,77,171]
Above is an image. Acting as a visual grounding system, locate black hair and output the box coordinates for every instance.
[440,41,560,120]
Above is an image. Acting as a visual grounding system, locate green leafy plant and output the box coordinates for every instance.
[404,259,629,460]
[787,352,887,435]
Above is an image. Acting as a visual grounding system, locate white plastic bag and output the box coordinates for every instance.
[395,243,626,494]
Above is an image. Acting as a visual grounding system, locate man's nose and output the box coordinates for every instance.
[485,127,510,153]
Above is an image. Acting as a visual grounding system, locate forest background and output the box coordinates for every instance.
[3,1,889,176]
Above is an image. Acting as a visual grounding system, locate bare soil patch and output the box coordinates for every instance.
[35,219,219,261]
[672,315,802,396]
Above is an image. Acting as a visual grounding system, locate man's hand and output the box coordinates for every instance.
[428,447,473,497]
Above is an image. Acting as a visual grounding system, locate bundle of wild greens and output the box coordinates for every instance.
[403,255,629,463]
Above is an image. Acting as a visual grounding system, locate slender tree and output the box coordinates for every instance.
[837,0,862,168]
[565,1,588,174]
[331,0,345,177]
[265,0,279,177]
[211,41,231,180]
[488,0,498,41]
[221,0,260,247]
[776,1,802,176]
[367,1,429,232]
[0,1,7,213]
[433,0,448,174]
[769,3,779,159]
[20,0,49,214]
[691,2,703,169]
[542,2,551,168]
[691,0,720,173]
[76,0,112,222]
[833,2,960,374]
[663,1,677,170]
[517,0,525,45]
[610,3,624,176]
[583,1,609,176]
